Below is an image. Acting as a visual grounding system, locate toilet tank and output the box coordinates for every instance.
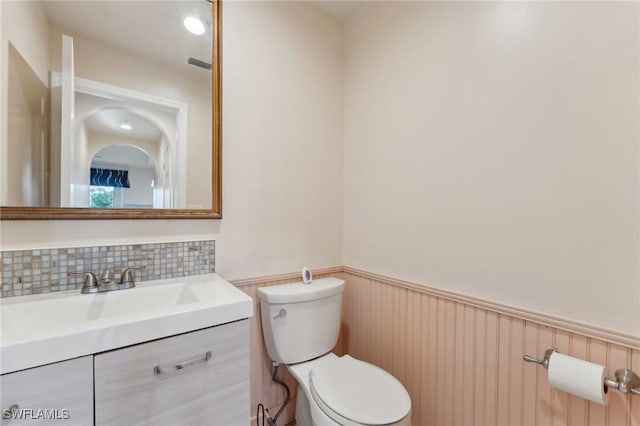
[257,278,345,364]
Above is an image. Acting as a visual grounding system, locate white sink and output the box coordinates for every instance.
[2,282,199,335]
[0,274,253,374]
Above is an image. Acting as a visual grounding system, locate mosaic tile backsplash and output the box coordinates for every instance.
[1,240,215,298]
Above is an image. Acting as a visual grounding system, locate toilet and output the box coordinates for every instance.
[257,277,411,426]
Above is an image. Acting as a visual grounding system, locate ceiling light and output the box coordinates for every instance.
[119,122,132,130]
[183,16,205,35]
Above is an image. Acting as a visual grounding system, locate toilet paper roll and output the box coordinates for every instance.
[547,351,610,405]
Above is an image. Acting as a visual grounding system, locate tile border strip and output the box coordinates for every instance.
[1,240,215,298]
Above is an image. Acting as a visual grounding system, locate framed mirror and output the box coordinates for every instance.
[0,0,221,219]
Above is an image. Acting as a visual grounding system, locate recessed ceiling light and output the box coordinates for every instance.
[119,122,132,130]
[183,16,205,35]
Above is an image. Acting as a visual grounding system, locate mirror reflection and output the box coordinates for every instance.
[1,0,213,210]
[88,117,158,210]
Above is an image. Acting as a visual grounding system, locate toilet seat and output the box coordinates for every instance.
[309,355,411,425]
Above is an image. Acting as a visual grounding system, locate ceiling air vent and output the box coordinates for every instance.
[187,57,212,70]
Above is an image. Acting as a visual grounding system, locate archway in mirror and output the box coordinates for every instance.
[75,107,173,209]
[90,145,156,209]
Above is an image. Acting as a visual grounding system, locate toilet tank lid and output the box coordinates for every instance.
[257,277,345,304]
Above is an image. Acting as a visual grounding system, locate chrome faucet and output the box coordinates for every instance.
[69,266,146,294]
[98,269,119,292]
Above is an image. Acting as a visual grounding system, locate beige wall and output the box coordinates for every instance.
[215,0,344,278]
[0,0,50,205]
[0,1,50,85]
[343,2,640,334]
[6,44,49,207]
[1,1,345,280]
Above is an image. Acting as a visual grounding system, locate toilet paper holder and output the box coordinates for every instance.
[523,348,640,396]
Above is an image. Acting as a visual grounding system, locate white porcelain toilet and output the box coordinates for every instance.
[257,277,411,426]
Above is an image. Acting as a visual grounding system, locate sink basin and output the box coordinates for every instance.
[0,274,253,374]
[2,282,199,337]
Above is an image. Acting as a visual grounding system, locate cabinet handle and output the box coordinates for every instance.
[153,351,212,376]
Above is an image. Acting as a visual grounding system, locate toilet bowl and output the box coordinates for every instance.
[257,278,412,426]
[288,353,411,426]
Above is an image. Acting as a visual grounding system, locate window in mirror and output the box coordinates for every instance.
[89,186,117,209]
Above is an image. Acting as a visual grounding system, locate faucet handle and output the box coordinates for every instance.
[120,265,146,285]
[101,269,115,283]
[68,271,99,293]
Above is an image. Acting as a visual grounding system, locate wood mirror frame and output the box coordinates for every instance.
[0,0,221,220]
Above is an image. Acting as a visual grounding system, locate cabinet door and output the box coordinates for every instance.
[0,357,93,426]
[94,320,249,426]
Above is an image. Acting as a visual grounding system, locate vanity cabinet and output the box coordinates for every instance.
[0,357,93,426]
[94,320,249,426]
[1,320,249,426]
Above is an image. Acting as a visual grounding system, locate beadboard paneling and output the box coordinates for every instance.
[236,267,640,426]
[341,270,640,426]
